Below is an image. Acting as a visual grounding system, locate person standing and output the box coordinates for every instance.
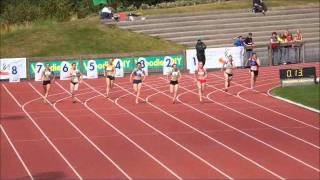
[167,64,181,104]
[196,39,207,66]
[104,60,115,98]
[248,53,261,89]
[194,61,207,102]
[221,55,236,92]
[244,33,255,66]
[130,62,146,104]
[69,63,82,103]
[41,64,55,103]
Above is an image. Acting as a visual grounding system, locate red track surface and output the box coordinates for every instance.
[1,62,319,179]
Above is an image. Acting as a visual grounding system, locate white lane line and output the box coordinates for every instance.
[29,82,132,180]
[112,82,233,180]
[1,125,34,180]
[142,83,285,180]
[82,81,183,180]
[2,84,83,180]
[207,73,320,130]
[167,81,320,172]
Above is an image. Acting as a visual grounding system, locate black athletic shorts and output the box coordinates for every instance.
[251,70,259,76]
[107,75,115,80]
[170,80,179,85]
[133,79,142,84]
[43,80,51,86]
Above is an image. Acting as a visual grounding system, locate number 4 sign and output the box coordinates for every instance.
[113,59,124,77]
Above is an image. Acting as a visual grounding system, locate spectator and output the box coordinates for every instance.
[280,30,290,63]
[294,29,303,62]
[196,39,207,65]
[294,29,303,42]
[244,32,255,65]
[233,36,244,47]
[101,6,113,20]
[270,32,280,65]
[253,0,267,15]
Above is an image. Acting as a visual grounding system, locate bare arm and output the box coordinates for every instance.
[130,70,134,82]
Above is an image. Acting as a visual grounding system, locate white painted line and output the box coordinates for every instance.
[157,77,320,172]
[1,125,34,180]
[82,81,183,180]
[2,84,83,180]
[29,82,132,180]
[142,85,285,180]
[113,82,233,180]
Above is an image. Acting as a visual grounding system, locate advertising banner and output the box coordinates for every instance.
[0,58,27,80]
[186,47,244,73]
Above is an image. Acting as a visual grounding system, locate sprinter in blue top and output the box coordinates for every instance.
[248,52,261,89]
[130,62,146,104]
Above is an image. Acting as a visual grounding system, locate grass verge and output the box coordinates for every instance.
[271,84,320,110]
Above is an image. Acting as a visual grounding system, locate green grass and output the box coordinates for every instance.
[136,0,319,16]
[0,18,185,58]
[272,84,320,110]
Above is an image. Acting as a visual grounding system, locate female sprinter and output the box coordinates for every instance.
[248,52,261,89]
[69,63,82,103]
[221,55,236,92]
[130,62,146,104]
[167,63,181,103]
[194,61,207,102]
[41,64,55,103]
[104,59,115,98]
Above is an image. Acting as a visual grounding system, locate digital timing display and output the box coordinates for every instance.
[279,67,316,80]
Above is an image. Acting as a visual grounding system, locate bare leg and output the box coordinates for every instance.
[224,73,229,91]
[44,84,51,103]
[173,84,179,103]
[250,72,255,89]
[136,83,142,104]
[197,81,202,102]
[70,83,76,103]
[169,84,174,93]
[106,78,110,98]
[42,85,47,103]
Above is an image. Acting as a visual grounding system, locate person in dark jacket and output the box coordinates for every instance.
[196,39,207,65]
[253,0,267,15]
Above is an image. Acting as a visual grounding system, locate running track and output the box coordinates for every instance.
[1,62,319,179]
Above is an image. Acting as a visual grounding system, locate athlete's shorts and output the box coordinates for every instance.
[107,75,115,80]
[70,81,79,91]
[43,80,51,86]
[170,80,179,85]
[133,79,142,84]
[197,79,206,84]
[251,70,259,77]
[225,73,233,77]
